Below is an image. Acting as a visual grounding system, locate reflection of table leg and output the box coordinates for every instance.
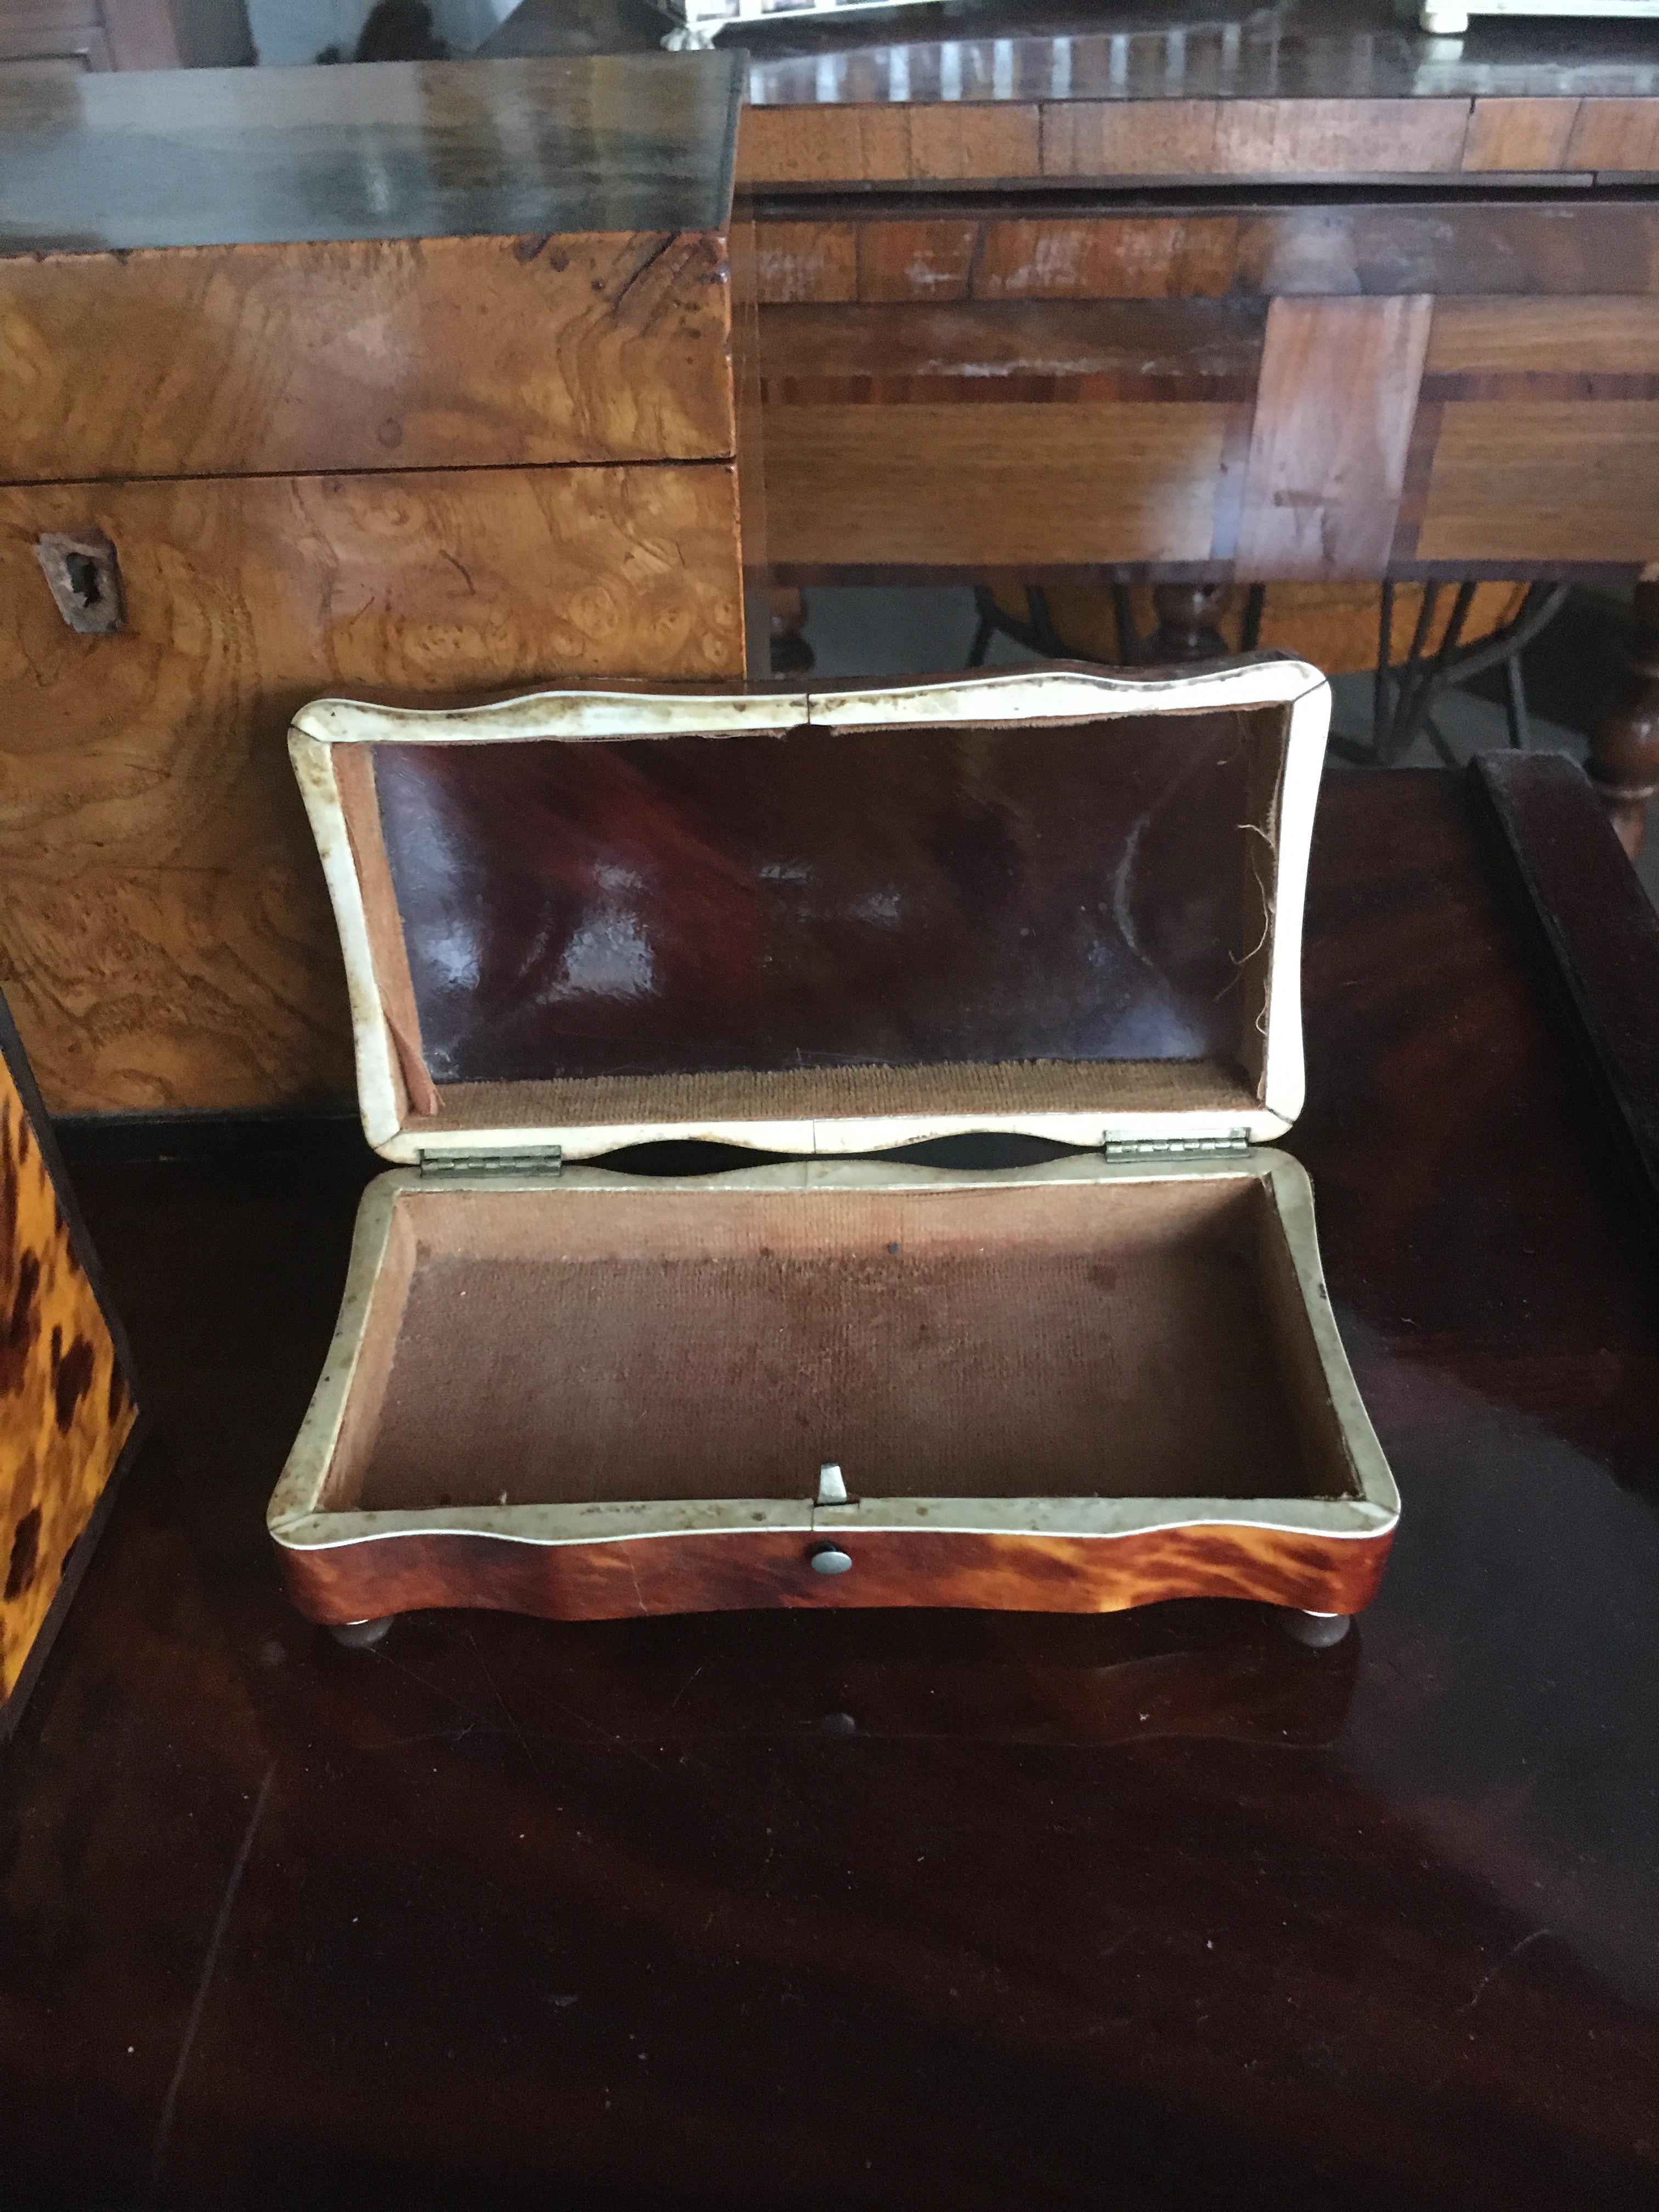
[770,585,813,674]
[1587,580,1659,862]
[329,1617,391,1650]
[1144,583,1233,664]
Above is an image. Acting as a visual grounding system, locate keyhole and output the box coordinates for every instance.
[36,531,124,634]
[64,552,102,611]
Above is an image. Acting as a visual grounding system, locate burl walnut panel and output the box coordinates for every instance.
[0,464,746,1112]
[0,53,751,1116]
[281,1522,1391,1627]
[0,232,737,484]
[0,1048,136,1714]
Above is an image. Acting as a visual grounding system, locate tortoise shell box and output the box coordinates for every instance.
[0,989,139,1739]
[267,664,1398,1638]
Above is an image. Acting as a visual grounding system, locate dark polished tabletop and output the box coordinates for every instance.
[0,51,742,255]
[487,0,1659,105]
[3,762,1659,2208]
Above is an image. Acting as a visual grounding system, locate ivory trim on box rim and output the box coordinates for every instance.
[268,1150,1400,1556]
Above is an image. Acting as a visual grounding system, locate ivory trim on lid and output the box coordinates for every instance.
[289,660,1330,1163]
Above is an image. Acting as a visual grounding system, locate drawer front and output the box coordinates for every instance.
[1415,300,1659,567]
[279,1522,1393,1627]
[0,230,736,483]
[0,462,746,1113]
[758,205,1659,578]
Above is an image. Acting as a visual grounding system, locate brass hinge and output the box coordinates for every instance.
[1103,1129,1252,1161]
[416,1147,563,1179]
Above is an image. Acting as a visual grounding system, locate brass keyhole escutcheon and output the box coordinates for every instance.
[36,531,125,635]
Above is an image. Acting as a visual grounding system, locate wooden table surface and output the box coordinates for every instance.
[3,758,1657,2210]
[489,2,1659,853]
[732,0,1659,110]
[491,0,1659,176]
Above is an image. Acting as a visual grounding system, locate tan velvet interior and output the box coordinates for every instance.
[318,1175,1356,1516]
[413,1054,1260,1137]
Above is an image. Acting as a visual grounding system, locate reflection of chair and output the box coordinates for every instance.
[970,581,1571,766]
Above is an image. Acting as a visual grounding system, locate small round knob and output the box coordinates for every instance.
[808,1543,853,1576]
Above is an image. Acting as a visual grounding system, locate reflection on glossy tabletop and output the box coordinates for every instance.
[0,53,742,253]
[738,0,1659,106]
[3,769,1659,2208]
[490,0,1659,105]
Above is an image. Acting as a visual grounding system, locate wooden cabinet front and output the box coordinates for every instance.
[0,53,753,1114]
[0,464,746,1113]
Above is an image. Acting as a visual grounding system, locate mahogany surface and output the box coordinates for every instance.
[3,764,1658,2208]
[1473,751,1659,1233]
[373,714,1253,1083]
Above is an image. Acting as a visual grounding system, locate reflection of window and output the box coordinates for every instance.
[652,0,968,52]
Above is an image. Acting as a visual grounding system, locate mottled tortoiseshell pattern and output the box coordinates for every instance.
[0,1062,137,1710]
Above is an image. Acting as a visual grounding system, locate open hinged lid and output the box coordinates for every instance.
[291,662,1330,1166]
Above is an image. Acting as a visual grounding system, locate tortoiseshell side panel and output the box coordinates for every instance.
[0,1058,138,1715]
[279,1521,1393,1628]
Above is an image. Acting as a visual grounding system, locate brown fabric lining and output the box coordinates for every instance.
[322,1177,1342,1516]
[419,1054,1257,1136]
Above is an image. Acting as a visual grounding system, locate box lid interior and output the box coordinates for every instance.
[292,664,1330,1163]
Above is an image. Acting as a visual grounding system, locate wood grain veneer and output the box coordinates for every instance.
[740,101,1042,186]
[738,95,1659,190]
[765,399,1233,569]
[755,199,1659,593]
[1041,99,1470,182]
[0,465,747,1113]
[0,53,754,1115]
[0,232,737,484]
[1425,297,1659,379]
[1417,402,1659,566]
[752,203,1659,309]
[1564,98,1659,174]
[1236,296,1432,580]
[1460,98,1581,174]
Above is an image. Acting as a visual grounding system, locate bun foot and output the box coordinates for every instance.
[328,1616,391,1650]
[1283,1609,1352,1649]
